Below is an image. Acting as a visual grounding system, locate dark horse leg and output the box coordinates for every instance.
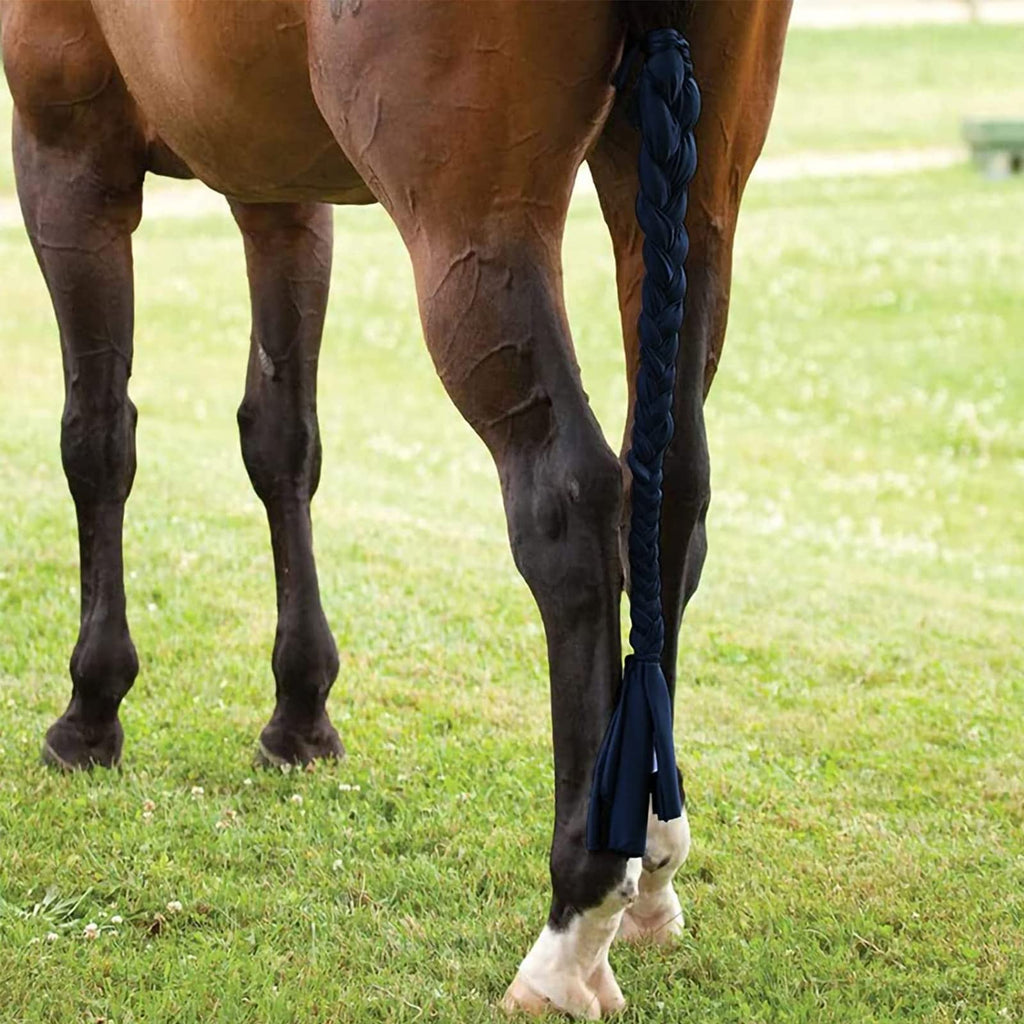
[307,3,638,1014]
[588,0,792,941]
[6,5,146,769]
[229,201,343,765]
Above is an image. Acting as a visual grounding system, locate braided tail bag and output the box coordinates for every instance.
[586,30,701,857]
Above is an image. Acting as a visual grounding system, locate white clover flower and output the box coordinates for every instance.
[191,786,204,797]
[332,859,344,871]
[46,932,59,943]
[166,900,183,914]
[110,915,123,925]
[142,811,153,822]
[83,922,99,939]
[243,778,253,787]
[142,799,156,812]
[290,794,304,806]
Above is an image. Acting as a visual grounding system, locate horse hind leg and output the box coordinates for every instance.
[230,200,343,766]
[413,238,637,1020]
[6,7,146,768]
[307,2,640,1013]
[587,0,792,942]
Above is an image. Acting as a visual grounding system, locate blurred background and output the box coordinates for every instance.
[0,3,1022,1021]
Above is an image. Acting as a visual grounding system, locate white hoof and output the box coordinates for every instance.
[586,957,626,1014]
[501,971,604,1019]
[504,860,640,1018]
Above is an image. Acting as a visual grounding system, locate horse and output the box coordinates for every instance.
[0,0,790,1015]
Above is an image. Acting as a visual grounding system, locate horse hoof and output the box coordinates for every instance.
[501,964,624,1019]
[617,888,685,945]
[256,715,344,767]
[41,716,123,771]
[501,974,610,1019]
[501,975,554,1017]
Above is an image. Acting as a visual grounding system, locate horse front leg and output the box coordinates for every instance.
[229,200,342,765]
[10,68,145,769]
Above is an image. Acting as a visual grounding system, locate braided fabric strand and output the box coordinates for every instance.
[587,29,701,857]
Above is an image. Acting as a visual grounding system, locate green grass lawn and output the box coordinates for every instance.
[1,22,1023,1024]
[764,23,1024,157]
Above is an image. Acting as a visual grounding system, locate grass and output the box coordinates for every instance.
[764,23,1024,157]
[1,21,1023,1024]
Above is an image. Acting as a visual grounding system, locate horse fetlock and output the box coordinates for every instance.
[618,884,685,945]
[618,808,690,944]
[503,923,624,1018]
[69,622,139,708]
[271,615,339,695]
[641,806,691,879]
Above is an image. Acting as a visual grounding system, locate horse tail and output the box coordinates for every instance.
[618,0,694,37]
[586,21,701,855]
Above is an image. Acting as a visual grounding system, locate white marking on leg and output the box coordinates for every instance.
[618,807,690,944]
[257,342,275,378]
[503,858,641,1019]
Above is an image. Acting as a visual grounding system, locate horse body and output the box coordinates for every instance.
[0,0,791,1015]
[90,0,373,202]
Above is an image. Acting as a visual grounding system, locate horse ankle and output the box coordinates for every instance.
[68,616,138,721]
[270,613,339,717]
[640,806,691,882]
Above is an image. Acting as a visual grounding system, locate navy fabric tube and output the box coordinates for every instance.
[586,29,701,857]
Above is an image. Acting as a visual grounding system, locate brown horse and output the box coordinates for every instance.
[1,0,790,1015]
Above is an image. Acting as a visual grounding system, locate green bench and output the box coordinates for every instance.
[963,119,1024,177]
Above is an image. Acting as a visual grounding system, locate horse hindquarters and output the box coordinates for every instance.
[3,0,147,767]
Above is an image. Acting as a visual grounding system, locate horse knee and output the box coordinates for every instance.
[237,393,322,505]
[60,384,137,506]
